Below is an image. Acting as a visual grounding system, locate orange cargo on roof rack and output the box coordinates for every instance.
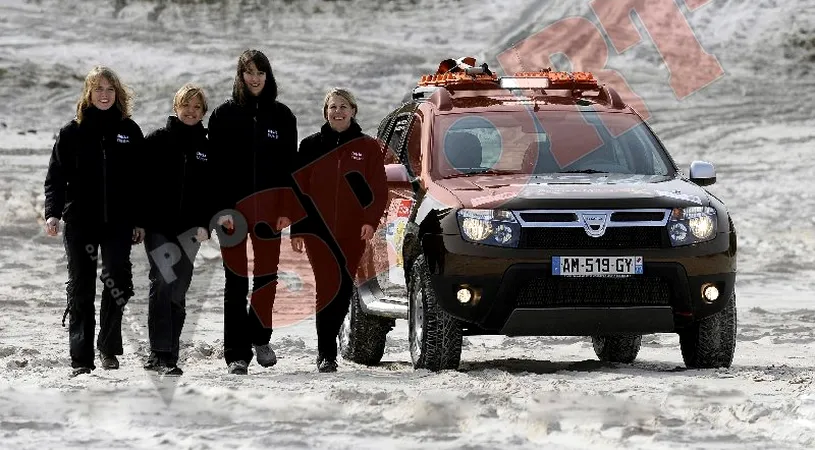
[418,71,498,87]
[511,70,598,89]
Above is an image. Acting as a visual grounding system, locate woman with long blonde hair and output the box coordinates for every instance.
[44,65,146,377]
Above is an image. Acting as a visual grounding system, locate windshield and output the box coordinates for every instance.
[432,110,675,179]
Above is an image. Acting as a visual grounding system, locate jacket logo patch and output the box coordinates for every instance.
[116,134,130,144]
[267,129,278,139]
[351,151,363,161]
[196,151,208,162]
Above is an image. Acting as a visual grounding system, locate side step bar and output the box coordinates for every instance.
[357,278,408,319]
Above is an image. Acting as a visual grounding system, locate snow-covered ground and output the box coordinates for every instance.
[1,0,814,448]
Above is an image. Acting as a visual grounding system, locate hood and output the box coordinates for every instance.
[434,173,711,210]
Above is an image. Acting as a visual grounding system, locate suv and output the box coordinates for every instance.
[339,59,737,371]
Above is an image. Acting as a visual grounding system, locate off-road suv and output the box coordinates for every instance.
[339,58,737,371]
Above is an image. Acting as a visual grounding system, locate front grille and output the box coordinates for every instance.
[519,212,577,223]
[520,227,666,249]
[611,211,666,222]
[516,275,672,308]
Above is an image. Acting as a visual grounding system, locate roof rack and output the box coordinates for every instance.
[408,57,625,110]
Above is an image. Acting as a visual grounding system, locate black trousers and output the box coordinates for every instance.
[220,223,281,364]
[145,232,199,366]
[63,222,134,369]
[305,234,366,361]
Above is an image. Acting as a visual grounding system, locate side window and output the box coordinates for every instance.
[388,113,412,164]
[403,114,423,176]
[378,113,399,165]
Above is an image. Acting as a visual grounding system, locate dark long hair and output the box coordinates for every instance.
[232,49,278,106]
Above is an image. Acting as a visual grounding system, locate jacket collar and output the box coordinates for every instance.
[166,115,205,136]
[320,119,363,147]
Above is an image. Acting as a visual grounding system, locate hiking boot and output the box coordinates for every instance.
[70,367,93,378]
[317,357,338,373]
[254,344,277,368]
[159,365,183,376]
[100,353,119,370]
[144,352,176,372]
[143,352,161,371]
[228,360,248,375]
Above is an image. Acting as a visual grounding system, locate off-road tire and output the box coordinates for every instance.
[408,255,462,371]
[592,335,642,363]
[679,293,737,369]
[339,287,394,366]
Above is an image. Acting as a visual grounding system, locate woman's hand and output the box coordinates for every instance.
[195,227,209,242]
[360,224,374,241]
[217,214,234,231]
[291,236,305,253]
[45,217,59,236]
[133,227,146,244]
[276,216,291,231]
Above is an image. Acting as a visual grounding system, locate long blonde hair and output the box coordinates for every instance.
[75,66,132,123]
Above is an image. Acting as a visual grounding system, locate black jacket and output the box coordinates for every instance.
[207,97,298,217]
[44,106,145,227]
[142,116,213,236]
[292,120,388,239]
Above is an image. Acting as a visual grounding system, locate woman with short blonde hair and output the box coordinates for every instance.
[141,82,213,376]
[291,87,388,373]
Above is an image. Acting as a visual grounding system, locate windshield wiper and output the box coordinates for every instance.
[558,169,608,174]
[443,169,523,179]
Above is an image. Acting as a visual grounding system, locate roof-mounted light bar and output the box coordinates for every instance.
[499,76,550,89]
[500,70,598,90]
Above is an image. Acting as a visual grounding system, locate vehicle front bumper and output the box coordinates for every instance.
[420,232,736,336]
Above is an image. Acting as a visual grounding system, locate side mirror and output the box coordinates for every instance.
[689,160,716,186]
[385,163,416,188]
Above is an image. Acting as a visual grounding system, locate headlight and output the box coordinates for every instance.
[457,209,520,247]
[668,206,717,246]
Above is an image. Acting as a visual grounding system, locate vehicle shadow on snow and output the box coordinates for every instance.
[458,358,615,374]
[457,359,815,378]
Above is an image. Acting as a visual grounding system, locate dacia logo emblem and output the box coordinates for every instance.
[579,212,609,238]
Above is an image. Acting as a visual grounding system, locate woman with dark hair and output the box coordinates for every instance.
[44,65,145,377]
[208,49,297,375]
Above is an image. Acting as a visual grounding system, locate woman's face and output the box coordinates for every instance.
[242,61,266,97]
[326,94,355,133]
[175,95,204,126]
[91,77,116,111]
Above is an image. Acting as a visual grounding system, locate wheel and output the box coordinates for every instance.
[338,287,394,366]
[679,292,737,369]
[592,335,642,363]
[408,255,462,371]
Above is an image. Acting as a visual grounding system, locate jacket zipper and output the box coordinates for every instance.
[333,135,341,232]
[253,103,259,217]
[179,150,187,216]
[101,136,109,223]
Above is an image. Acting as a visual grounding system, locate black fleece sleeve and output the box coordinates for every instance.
[206,107,228,214]
[44,127,71,220]
[281,108,298,220]
[198,138,216,235]
[129,122,146,229]
[290,137,314,237]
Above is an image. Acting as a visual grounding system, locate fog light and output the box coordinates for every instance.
[456,288,473,304]
[701,283,719,304]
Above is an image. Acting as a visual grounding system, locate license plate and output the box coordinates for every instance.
[552,256,643,276]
